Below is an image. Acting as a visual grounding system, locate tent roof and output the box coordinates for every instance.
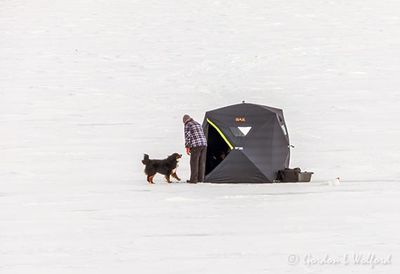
[205,102,283,116]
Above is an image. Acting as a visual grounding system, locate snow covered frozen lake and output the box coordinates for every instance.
[1,0,399,273]
[1,181,399,273]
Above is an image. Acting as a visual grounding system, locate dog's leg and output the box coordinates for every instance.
[172,172,181,181]
[165,175,172,183]
[148,175,155,184]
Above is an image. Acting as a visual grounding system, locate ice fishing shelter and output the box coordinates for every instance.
[203,102,290,183]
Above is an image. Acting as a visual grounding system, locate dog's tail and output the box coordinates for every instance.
[142,154,150,165]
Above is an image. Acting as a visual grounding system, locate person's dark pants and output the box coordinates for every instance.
[190,146,207,183]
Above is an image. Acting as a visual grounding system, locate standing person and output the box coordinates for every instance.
[183,114,207,183]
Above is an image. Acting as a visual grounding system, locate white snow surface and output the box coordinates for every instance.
[1,0,400,273]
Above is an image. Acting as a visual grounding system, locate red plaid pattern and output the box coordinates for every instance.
[184,119,207,148]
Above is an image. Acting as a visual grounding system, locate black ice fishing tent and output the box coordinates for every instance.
[202,102,290,183]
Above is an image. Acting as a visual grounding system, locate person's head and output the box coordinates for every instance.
[182,114,192,124]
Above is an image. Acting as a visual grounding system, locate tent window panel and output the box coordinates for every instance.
[230,126,252,137]
[277,114,288,136]
[277,114,284,124]
[281,125,287,136]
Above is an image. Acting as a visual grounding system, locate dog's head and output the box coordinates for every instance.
[169,152,182,162]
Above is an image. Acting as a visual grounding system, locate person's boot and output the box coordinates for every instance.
[186,180,197,184]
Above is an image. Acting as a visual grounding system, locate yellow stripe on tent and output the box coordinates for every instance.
[207,118,234,150]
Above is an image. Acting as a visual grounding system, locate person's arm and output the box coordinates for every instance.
[184,124,191,154]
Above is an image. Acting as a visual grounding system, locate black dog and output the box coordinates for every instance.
[142,153,182,184]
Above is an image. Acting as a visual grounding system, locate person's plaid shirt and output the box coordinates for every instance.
[184,119,207,148]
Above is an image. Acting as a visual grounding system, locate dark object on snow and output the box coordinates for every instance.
[202,102,291,183]
[298,171,313,182]
[277,168,301,182]
[277,168,313,183]
[142,153,182,184]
